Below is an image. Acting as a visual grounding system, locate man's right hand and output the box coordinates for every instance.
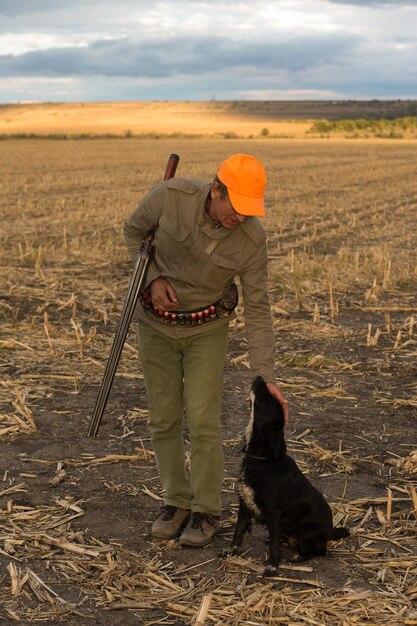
[150,277,180,311]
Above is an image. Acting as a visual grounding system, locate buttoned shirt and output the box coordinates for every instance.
[123,177,275,382]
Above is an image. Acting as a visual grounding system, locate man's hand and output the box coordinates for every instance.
[150,277,180,311]
[266,382,289,426]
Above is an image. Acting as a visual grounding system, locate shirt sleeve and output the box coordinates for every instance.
[239,242,276,383]
[123,182,166,288]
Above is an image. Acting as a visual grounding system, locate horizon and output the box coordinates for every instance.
[2,97,417,106]
[1,99,415,138]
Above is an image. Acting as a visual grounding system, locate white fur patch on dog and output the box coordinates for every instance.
[244,391,255,445]
[238,480,262,519]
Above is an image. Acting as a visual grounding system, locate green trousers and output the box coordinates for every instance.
[137,322,229,516]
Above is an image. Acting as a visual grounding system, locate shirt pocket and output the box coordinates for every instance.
[158,213,190,242]
[155,213,191,273]
[208,251,240,289]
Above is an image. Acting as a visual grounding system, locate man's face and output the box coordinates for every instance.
[210,183,247,229]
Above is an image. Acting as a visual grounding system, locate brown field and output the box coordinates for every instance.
[1,99,416,138]
[1,137,417,625]
[0,101,312,137]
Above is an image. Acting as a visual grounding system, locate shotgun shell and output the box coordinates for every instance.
[177,313,184,325]
[191,312,197,325]
[164,311,170,322]
[170,313,177,325]
[209,305,216,319]
[204,308,210,321]
[197,311,203,325]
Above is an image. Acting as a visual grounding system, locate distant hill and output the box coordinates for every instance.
[0,100,415,137]
[219,99,417,120]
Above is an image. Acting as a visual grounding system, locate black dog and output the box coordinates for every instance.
[220,376,349,576]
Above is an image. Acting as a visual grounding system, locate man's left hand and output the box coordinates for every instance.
[266,382,289,426]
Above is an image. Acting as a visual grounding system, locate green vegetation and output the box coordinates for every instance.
[309,116,417,138]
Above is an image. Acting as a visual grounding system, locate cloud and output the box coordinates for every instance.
[0,0,415,101]
[0,0,155,18]
[0,33,362,79]
[327,0,417,5]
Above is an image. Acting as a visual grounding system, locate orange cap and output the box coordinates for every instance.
[217,153,266,217]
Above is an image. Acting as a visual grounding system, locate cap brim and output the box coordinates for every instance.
[228,187,265,217]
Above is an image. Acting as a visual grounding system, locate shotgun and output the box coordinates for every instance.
[87,153,180,437]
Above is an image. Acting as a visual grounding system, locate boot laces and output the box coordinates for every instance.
[190,512,216,529]
[160,505,177,521]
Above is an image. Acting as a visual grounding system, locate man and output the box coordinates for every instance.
[123,153,288,547]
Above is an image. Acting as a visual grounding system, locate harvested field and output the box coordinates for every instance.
[0,101,312,138]
[1,137,416,625]
[1,100,416,138]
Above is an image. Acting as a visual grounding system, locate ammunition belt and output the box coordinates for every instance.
[139,293,218,326]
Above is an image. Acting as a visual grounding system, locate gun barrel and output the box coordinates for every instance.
[87,153,180,438]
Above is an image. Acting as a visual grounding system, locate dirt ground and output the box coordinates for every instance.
[0,138,416,625]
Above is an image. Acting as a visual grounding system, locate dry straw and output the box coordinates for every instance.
[1,138,417,624]
[1,466,416,623]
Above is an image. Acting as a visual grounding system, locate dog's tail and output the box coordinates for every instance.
[331,526,350,541]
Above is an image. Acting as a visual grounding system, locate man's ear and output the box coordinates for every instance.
[210,181,219,199]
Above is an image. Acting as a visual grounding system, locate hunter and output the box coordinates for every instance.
[123,153,288,547]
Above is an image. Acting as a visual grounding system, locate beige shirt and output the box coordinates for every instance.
[123,177,275,382]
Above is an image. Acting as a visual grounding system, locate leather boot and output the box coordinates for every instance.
[152,505,190,539]
[179,512,220,547]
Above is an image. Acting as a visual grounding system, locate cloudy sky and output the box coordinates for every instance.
[0,0,416,102]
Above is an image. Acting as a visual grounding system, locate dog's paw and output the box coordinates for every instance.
[262,564,280,577]
[218,546,238,558]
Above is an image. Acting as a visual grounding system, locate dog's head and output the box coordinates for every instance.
[245,376,286,459]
